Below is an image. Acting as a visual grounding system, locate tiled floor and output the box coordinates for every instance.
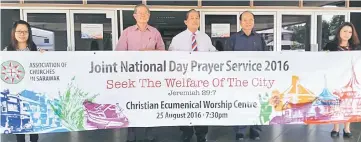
[1,123,360,142]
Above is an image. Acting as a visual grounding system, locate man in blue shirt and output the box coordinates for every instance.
[229,11,266,141]
[229,11,267,51]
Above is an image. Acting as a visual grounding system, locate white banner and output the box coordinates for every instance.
[0,51,361,134]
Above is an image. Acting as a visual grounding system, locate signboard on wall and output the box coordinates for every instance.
[81,24,103,39]
[211,23,230,38]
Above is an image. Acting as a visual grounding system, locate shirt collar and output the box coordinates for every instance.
[17,47,29,51]
[186,29,199,36]
[133,24,151,31]
[239,29,256,36]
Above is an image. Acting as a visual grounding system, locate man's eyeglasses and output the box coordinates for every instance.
[135,13,149,16]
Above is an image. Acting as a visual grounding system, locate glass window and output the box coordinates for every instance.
[73,13,113,51]
[87,0,142,5]
[317,15,345,51]
[123,10,136,30]
[351,13,361,39]
[205,15,237,51]
[149,11,187,50]
[350,0,361,7]
[281,15,311,51]
[117,10,121,38]
[202,0,249,6]
[303,0,345,7]
[22,103,31,112]
[254,15,275,51]
[7,103,19,112]
[24,0,82,4]
[2,101,7,112]
[1,9,20,50]
[27,13,68,51]
[122,10,187,50]
[147,0,197,6]
[254,0,299,6]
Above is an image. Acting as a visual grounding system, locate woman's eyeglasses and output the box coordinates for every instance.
[15,31,29,34]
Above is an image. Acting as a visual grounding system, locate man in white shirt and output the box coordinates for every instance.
[169,9,214,142]
[168,9,217,52]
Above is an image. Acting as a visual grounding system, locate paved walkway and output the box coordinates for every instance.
[1,123,360,142]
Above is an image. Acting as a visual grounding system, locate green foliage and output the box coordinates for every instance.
[49,77,99,131]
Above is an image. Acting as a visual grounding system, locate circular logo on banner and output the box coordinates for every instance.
[1,60,25,84]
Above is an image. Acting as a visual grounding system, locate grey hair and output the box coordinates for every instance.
[185,9,200,20]
[134,4,150,14]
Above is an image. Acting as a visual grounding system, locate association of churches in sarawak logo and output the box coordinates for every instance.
[1,60,25,84]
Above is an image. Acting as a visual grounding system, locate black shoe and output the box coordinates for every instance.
[182,137,191,142]
[331,130,339,137]
[197,138,206,142]
[182,139,191,142]
[343,129,353,138]
[250,129,260,140]
[196,135,206,142]
[250,135,260,140]
[236,133,244,141]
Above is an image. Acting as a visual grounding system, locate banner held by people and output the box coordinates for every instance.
[1,51,361,134]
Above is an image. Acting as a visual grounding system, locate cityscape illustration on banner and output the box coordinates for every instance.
[259,65,361,125]
[0,60,129,134]
[0,53,361,134]
[0,78,130,134]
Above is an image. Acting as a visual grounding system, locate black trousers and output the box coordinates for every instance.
[180,126,208,142]
[16,134,39,142]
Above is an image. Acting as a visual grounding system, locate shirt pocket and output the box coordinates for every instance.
[254,39,263,51]
[146,38,157,49]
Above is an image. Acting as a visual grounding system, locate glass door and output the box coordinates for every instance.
[252,12,277,51]
[314,12,348,51]
[201,12,239,51]
[70,10,117,51]
[23,10,71,51]
[277,12,314,52]
[350,12,361,42]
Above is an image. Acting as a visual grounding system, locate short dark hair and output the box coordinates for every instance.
[240,11,254,21]
[185,9,200,20]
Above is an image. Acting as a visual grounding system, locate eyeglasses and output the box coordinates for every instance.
[135,13,149,16]
[15,31,29,34]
